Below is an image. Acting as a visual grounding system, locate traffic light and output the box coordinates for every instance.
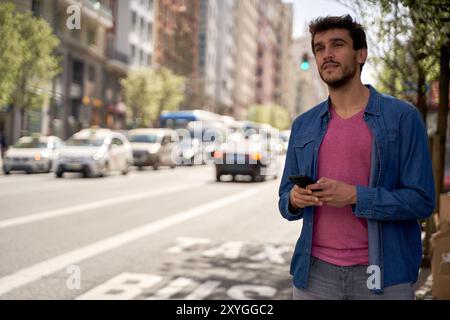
[300,53,310,71]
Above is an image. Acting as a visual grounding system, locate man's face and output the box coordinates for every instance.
[313,28,367,89]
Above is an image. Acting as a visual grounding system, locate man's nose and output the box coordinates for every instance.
[324,47,335,60]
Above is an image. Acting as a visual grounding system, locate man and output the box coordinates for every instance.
[278,15,435,300]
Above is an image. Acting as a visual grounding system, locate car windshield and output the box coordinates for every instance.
[66,138,105,147]
[128,135,159,143]
[14,140,47,148]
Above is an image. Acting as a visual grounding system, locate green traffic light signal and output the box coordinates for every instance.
[301,61,310,71]
[300,53,310,71]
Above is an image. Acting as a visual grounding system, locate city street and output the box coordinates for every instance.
[0,160,301,300]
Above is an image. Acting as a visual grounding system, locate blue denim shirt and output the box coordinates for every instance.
[278,85,435,293]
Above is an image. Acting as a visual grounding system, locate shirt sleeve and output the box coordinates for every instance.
[278,120,304,221]
[353,108,435,221]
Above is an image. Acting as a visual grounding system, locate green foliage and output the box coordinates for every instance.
[0,2,60,111]
[0,3,23,105]
[248,104,291,130]
[121,67,186,128]
[341,0,447,104]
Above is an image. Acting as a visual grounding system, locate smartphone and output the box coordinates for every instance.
[289,175,322,191]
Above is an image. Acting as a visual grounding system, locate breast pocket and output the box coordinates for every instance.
[386,129,399,173]
[293,135,315,175]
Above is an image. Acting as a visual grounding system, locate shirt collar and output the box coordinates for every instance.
[319,84,381,118]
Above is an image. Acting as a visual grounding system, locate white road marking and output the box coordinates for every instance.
[0,184,203,229]
[147,277,193,300]
[184,281,221,300]
[76,273,163,300]
[0,185,268,296]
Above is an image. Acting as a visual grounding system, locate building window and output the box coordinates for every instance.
[73,60,84,85]
[32,0,41,17]
[87,27,97,46]
[132,11,137,31]
[131,45,136,62]
[88,65,96,82]
[148,23,153,42]
[147,54,152,66]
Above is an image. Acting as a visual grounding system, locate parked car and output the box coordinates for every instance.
[55,128,133,178]
[2,135,63,174]
[213,133,279,182]
[128,128,178,170]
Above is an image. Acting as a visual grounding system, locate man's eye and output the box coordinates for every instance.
[315,47,324,52]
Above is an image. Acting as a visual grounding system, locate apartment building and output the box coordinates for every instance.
[1,0,118,139]
[215,0,236,114]
[233,0,258,120]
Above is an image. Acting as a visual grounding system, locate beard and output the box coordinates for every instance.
[319,60,358,89]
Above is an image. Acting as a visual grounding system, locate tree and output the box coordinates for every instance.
[0,3,60,136]
[13,11,60,131]
[121,67,185,128]
[248,104,291,130]
[0,3,25,105]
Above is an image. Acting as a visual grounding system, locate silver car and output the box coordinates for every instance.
[128,128,178,170]
[2,135,63,174]
[56,129,133,178]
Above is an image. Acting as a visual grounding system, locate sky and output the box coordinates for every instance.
[283,0,376,84]
[283,0,361,37]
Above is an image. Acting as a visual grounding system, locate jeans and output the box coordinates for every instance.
[293,257,414,300]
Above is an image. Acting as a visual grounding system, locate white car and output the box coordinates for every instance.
[2,135,63,174]
[56,129,133,178]
[128,128,178,170]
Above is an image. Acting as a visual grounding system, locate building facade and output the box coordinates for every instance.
[254,0,295,118]
[197,0,218,112]
[153,0,201,109]
[214,0,236,115]
[233,0,258,120]
[1,0,121,141]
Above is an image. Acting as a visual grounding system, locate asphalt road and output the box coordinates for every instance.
[0,160,302,300]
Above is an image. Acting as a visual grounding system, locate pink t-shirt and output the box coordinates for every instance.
[311,107,372,266]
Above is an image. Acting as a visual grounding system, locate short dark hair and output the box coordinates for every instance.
[309,15,367,71]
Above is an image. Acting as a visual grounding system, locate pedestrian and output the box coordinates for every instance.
[278,15,435,300]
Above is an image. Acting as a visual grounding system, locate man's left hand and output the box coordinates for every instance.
[306,177,357,208]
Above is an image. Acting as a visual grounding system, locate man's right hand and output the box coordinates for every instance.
[289,185,324,210]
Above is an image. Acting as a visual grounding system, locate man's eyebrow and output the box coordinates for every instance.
[329,38,348,43]
[313,41,324,48]
[313,38,348,48]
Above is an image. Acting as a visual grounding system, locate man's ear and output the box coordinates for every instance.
[357,48,368,65]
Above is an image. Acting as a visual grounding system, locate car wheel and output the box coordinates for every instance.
[216,174,221,182]
[3,170,10,175]
[138,166,144,171]
[252,175,263,183]
[56,170,64,178]
[153,159,160,171]
[82,167,91,178]
[46,161,53,173]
